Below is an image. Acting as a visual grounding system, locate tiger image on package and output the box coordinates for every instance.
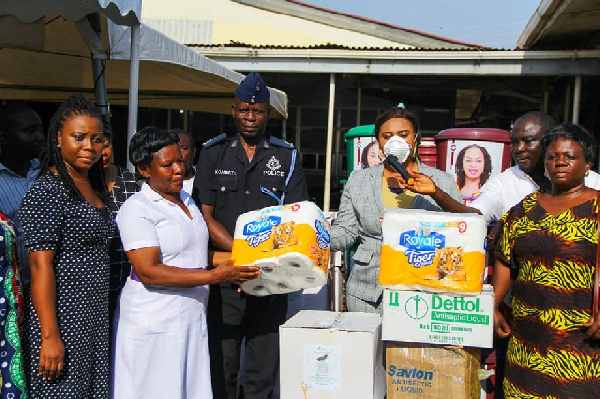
[231,201,331,296]
[432,246,466,281]
[262,221,299,251]
[379,208,487,293]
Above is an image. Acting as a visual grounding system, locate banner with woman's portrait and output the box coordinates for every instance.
[442,139,506,205]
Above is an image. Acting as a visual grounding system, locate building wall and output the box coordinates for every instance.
[142,0,410,48]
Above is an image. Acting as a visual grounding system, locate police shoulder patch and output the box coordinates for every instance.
[202,133,227,148]
[269,136,294,149]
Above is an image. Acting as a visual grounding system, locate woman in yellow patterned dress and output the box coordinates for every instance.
[492,122,600,398]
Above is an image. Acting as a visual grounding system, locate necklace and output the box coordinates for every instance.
[69,173,90,184]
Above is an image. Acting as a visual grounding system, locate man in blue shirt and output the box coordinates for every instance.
[0,103,44,283]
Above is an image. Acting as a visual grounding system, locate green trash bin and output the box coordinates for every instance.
[344,124,379,173]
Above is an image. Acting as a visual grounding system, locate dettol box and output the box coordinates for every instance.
[382,286,494,348]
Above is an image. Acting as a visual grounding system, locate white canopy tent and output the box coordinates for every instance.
[0,0,141,25]
[0,0,144,141]
[107,22,288,117]
[0,0,288,138]
[0,17,287,115]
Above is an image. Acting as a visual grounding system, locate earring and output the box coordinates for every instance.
[585,170,589,177]
[543,171,547,177]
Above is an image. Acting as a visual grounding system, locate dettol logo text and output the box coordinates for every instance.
[432,295,480,312]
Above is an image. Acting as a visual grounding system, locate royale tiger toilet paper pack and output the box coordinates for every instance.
[379,208,487,293]
[231,201,331,296]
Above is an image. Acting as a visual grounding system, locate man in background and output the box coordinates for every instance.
[171,128,196,196]
[0,102,44,284]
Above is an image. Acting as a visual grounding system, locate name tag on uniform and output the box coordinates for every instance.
[215,169,237,176]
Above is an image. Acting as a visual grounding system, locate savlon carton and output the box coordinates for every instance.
[231,201,331,296]
[379,208,487,293]
[385,342,480,399]
[279,310,385,399]
[382,286,494,348]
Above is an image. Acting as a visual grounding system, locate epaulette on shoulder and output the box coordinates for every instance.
[202,133,227,148]
[269,136,294,149]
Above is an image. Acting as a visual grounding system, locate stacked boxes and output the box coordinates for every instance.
[379,208,494,398]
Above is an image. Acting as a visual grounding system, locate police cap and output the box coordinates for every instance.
[235,72,270,104]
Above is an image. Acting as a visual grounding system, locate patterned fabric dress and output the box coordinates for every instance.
[493,191,600,398]
[18,172,113,398]
[0,212,27,398]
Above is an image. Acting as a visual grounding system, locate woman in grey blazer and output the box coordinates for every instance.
[331,107,461,314]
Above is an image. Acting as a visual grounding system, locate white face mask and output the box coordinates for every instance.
[383,136,411,163]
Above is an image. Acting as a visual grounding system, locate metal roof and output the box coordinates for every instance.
[190,42,496,51]
[191,45,600,76]
[234,0,486,49]
[518,0,600,49]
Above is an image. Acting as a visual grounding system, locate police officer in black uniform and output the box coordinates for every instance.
[194,72,308,399]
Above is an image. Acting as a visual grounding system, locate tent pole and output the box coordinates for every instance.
[334,108,341,185]
[572,75,581,124]
[294,106,302,151]
[324,73,343,312]
[323,73,335,212]
[127,23,140,171]
[87,13,109,119]
[356,84,362,126]
[563,85,571,123]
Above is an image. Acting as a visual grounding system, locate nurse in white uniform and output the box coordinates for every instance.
[112,127,260,399]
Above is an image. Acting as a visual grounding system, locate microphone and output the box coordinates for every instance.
[385,155,414,186]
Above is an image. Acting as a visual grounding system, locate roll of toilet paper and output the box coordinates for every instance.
[242,274,291,296]
[241,252,328,296]
[253,258,281,281]
[279,252,327,289]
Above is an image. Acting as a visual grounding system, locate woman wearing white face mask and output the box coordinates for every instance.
[330,107,461,314]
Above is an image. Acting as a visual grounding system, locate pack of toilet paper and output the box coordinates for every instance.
[231,201,331,296]
[379,208,487,293]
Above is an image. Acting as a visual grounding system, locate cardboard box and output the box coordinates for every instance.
[386,342,480,399]
[280,310,385,399]
[382,285,494,348]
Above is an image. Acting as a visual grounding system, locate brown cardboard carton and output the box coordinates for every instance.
[385,342,480,399]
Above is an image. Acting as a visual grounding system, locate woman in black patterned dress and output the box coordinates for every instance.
[18,95,112,398]
[101,134,139,325]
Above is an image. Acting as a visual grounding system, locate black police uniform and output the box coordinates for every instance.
[194,133,309,399]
